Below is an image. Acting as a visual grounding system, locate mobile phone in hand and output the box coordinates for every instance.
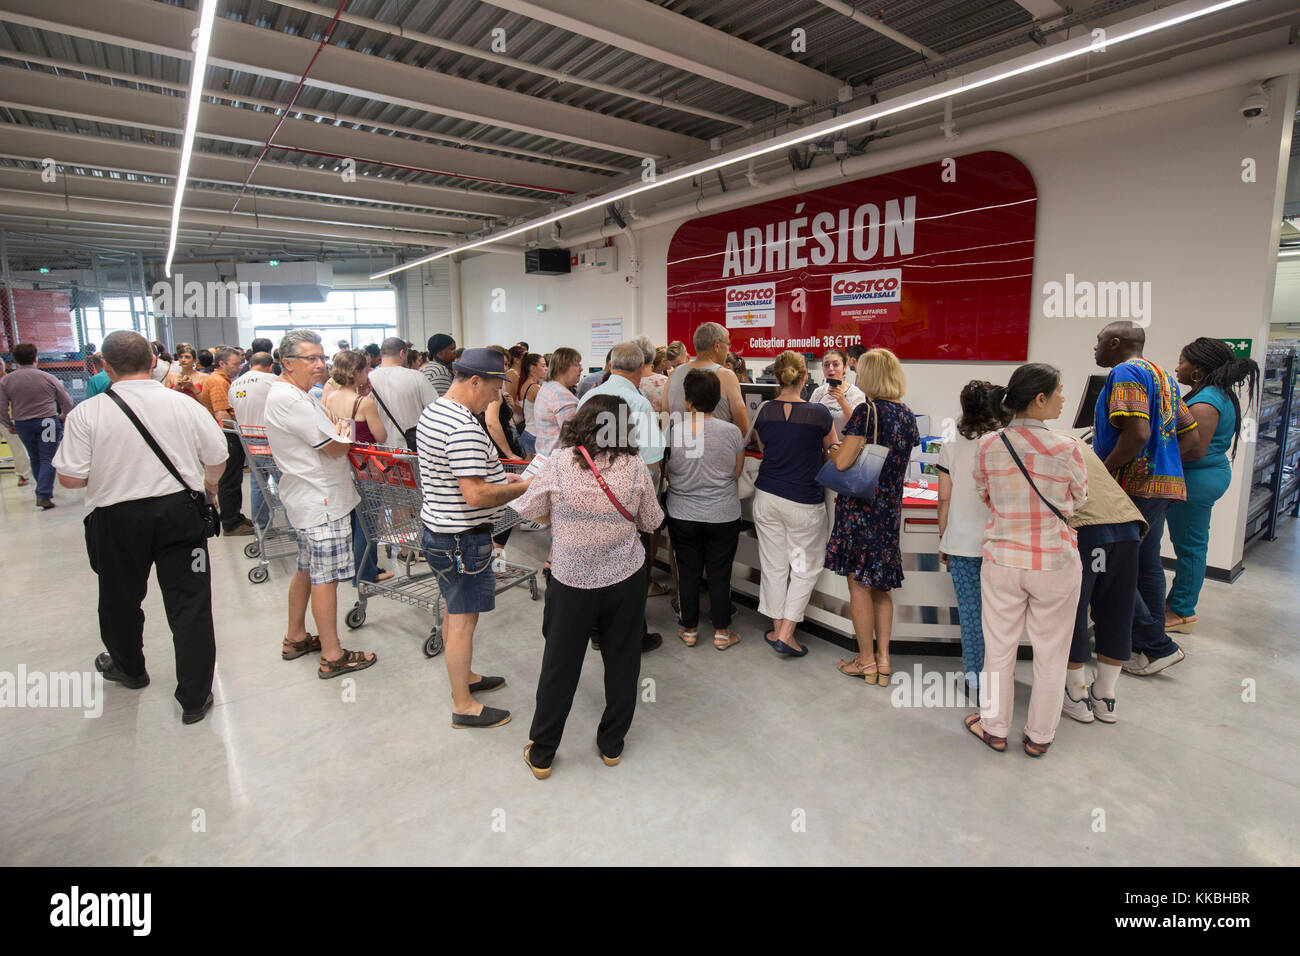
[826,378,842,388]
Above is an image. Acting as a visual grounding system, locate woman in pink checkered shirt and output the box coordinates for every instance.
[965,363,1088,759]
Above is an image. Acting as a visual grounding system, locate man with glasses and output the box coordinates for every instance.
[263,330,378,679]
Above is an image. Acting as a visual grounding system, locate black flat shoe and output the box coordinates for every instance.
[641,632,662,653]
[468,675,505,693]
[182,692,214,724]
[451,705,512,729]
[94,652,149,689]
[36,498,55,509]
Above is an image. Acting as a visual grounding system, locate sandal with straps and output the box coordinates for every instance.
[713,628,740,651]
[1023,734,1051,758]
[836,657,877,683]
[282,633,321,661]
[318,649,378,680]
[677,627,698,647]
[964,713,1007,753]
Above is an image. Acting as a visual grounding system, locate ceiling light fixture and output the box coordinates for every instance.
[164,0,219,278]
[370,0,1250,280]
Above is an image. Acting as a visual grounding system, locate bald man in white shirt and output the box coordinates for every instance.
[53,330,228,725]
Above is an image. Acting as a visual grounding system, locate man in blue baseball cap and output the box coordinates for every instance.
[417,347,532,730]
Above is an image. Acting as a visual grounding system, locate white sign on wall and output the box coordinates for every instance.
[590,319,623,363]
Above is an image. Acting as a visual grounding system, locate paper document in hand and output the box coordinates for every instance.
[521,454,548,479]
[314,400,351,443]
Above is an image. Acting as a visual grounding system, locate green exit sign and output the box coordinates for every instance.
[1221,338,1252,357]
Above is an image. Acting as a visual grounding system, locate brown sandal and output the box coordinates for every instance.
[713,629,740,651]
[281,633,321,660]
[318,648,377,679]
[1023,734,1051,758]
[964,713,1006,752]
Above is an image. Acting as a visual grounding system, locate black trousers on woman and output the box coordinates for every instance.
[667,516,741,630]
[529,570,647,768]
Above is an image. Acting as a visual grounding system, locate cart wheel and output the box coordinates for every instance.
[423,628,444,658]
[248,565,269,584]
[529,577,540,601]
[243,541,261,559]
[345,605,366,630]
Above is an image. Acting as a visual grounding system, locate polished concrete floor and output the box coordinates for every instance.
[2,472,1297,866]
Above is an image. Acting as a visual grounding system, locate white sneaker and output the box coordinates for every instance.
[1123,647,1185,676]
[519,520,547,532]
[1089,683,1117,723]
[1062,686,1094,723]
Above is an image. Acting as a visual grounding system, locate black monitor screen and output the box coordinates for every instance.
[1073,374,1109,429]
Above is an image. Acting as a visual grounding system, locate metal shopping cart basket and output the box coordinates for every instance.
[345,445,540,658]
[232,423,299,584]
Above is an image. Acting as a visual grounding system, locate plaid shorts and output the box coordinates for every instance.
[296,515,356,585]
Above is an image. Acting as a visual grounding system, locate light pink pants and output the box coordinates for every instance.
[979,559,1082,745]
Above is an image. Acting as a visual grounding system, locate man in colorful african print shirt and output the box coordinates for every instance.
[1093,322,1198,677]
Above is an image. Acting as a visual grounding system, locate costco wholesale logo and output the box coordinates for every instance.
[830,269,902,308]
[724,282,776,328]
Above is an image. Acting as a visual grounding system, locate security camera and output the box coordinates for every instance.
[1241,85,1271,125]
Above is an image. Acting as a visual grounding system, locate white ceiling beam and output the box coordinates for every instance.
[1015,1,1069,19]
[0,168,469,239]
[262,0,754,129]
[0,50,630,174]
[0,126,531,220]
[0,187,453,248]
[812,0,942,62]
[0,0,701,160]
[0,66,603,195]
[479,0,844,107]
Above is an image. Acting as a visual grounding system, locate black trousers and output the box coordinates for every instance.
[84,491,216,710]
[1070,526,1140,664]
[217,429,246,530]
[529,571,647,767]
[667,516,740,630]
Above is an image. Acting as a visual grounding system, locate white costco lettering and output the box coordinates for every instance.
[724,282,776,328]
[720,196,916,278]
[830,269,902,307]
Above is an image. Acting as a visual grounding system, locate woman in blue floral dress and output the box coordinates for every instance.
[824,349,920,686]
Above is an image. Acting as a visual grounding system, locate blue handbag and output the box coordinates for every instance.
[817,400,889,499]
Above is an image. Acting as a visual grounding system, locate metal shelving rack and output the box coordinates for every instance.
[1245,346,1299,546]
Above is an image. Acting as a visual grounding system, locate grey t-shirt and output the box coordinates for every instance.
[665,362,733,424]
[665,416,744,523]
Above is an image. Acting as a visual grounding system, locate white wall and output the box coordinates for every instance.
[460,77,1296,576]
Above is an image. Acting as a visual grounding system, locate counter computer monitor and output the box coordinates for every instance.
[1072,374,1109,429]
[739,382,780,451]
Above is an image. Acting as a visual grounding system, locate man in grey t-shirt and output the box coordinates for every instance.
[665,322,748,437]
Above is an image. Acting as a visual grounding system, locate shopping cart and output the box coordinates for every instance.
[345,445,540,658]
[232,424,299,584]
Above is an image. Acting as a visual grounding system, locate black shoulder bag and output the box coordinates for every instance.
[106,386,221,538]
[999,431,1068,523]
[368,382,418,449]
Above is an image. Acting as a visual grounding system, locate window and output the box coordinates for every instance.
[251,288,397,352]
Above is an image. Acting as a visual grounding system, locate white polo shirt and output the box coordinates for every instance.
[229,369,277,427]
[263,380,359,529]
[52,378,228,510]
[368,365,438,449]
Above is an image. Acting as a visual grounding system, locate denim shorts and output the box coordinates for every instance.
[422,527,495,614]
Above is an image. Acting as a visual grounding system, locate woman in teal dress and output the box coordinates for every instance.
[1166,338,1259,633]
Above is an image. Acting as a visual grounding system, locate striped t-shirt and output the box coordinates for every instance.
[417,396,506,533]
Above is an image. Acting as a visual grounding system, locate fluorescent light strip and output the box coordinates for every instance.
[370,0,1249,280]
[165,0,219,278]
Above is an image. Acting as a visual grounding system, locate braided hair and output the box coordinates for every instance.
[1180,337,1259,459]
[956,380,1010,439]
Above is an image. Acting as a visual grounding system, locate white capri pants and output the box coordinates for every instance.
[4,431,31,480]
[752,488,830,623]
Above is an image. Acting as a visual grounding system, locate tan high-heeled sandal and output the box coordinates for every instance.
[836,657,878,683]
[1165,614,1197,634]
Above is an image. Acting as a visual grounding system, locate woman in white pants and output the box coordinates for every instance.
[965,364,1088,758]
[1,365,32,486]
[751,351,838,656]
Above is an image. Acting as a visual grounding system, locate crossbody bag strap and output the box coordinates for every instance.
[999,431,1068,524]
[105,386,194,495]
[577,445,636,522]
[367,382,408,435]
